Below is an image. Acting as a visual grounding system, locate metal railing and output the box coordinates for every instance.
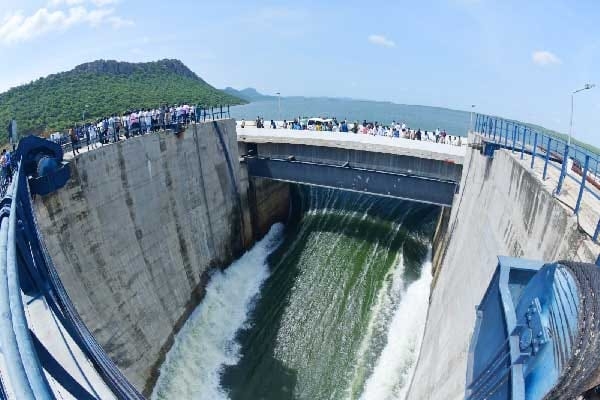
[0,165,51,400]
[475,113,600,241]
[58,104,232,155]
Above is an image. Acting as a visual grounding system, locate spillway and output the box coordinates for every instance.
[6,118,600,399]
[152,186,438,400]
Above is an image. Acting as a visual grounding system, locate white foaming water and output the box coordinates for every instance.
[151,223,284,400]
[346,225,405,398]
[360,247,433,400]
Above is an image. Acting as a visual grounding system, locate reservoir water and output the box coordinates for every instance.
[152,186,438,400]
[230,97,471,136]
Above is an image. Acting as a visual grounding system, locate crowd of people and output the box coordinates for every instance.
[63,107,463,159]
[61,104,214,156]
[240,117,463,146]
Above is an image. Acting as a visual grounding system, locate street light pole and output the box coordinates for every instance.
[470,104,476,133]
[276,92,281,123]
[568,83,595,146]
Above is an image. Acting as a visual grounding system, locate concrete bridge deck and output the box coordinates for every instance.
[238,127,465,206]
[237,127,466,164]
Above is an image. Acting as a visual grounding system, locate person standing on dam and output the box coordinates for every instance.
[69,128,80,157]
[0,149,11,184]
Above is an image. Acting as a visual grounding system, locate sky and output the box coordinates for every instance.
[0,0,600,145]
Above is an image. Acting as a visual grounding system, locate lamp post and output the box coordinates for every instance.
[470,104,476,133]
[276,92,281,123]
[568,83,595,146]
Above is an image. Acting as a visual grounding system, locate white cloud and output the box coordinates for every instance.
[0,6,133,45]
[91,0,120,6]
[532,50,561,66]
[368,34,395,48]
[47,0,118,6]
[48,0,86,6]
[107,15,133,28]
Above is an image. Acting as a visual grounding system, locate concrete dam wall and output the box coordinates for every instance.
[33,120,289,395]
[407,138,599,399]
[28,122,600,399]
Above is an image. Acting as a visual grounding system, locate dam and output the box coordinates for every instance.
[1,116,600,400]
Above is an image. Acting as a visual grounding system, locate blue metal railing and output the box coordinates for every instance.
[0,166,51,400]
[0,146,145,399]
[475,113,600,242]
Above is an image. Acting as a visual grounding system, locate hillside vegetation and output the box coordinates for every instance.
[0,59,245,140]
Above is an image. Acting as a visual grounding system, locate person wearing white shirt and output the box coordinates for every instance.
[145,111,152,134]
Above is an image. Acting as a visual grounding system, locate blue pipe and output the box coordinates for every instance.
[520,128,526,160]
[543,137,551,180]
[493,119,497,138]
[556,145,570,195]
[531,132,538,168]
[0,207,36,400]
[6,169,52,400]
[574,155,590,215]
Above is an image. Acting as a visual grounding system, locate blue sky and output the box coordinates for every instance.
[1,0,599,145]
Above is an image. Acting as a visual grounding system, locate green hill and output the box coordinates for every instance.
[222,87,276,102]
[0,59,245,139]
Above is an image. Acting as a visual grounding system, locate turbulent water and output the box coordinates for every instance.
[153,187,438,400]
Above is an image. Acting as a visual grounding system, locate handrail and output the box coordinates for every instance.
[6,167,53,400]
[475,113,600,242]
[0,192,36,400]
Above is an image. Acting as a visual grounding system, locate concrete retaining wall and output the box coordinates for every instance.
[407,143,599,399]
[247,177,290,239]
[33,120,290,395]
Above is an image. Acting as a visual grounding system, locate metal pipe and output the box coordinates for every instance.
[569,92,575,147]
[494,118,498,139]
[6,171,52,400]
[574,155,590,215]
[543,137,552,180]
[556,145,570,195]
[0,205,36,400]
[531,132,538,169]
[470,108,474,133]
[496,119,502,141]
[569,83,596,146]
[521,128,526,160]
